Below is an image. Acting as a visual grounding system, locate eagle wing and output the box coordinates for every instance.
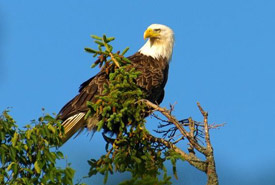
[58,52,169,142]
[58,72,107,121]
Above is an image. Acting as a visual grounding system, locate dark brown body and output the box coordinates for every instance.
[58,52,169,141]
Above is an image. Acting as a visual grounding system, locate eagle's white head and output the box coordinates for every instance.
[139,24,174,62]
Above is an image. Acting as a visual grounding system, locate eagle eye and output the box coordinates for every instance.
[154,29,161,32]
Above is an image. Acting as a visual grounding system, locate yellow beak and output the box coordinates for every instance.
[143,28,160,39]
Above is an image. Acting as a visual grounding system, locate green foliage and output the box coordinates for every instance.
[0,111,76,185]
[85,34,130,69]
[85,35,183,184]
[87,66,146,133]
[87,129,171,185]
[165,149,185,180]
[119,173,172,185]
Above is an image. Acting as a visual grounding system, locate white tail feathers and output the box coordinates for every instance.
[61,113,85,143]
[61,113,99,143]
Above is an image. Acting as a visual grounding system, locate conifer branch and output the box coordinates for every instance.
[109,52,120,68]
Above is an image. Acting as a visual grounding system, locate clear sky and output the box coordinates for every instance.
[1,1,275,184]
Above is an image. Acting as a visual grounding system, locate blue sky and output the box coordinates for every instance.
[1,1,275,184]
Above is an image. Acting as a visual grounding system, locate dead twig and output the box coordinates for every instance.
[142,99,219,185]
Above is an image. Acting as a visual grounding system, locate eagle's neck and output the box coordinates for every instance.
[139,38,174,62]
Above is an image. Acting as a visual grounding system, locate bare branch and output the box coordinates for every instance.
[146,134,207,172]
[142,100,219,185]
[197,102,211,150]
[143,99,207,154]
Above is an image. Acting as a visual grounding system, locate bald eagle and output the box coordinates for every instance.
[58,24,175,142]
